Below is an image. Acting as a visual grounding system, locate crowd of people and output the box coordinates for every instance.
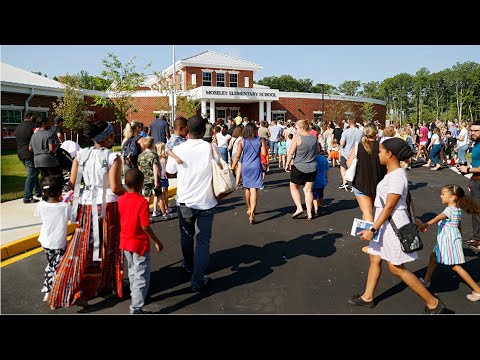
[15,110,480,313]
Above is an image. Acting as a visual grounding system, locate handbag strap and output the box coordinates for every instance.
[354,142,359,158]
[379,196,402,237]
[210,143,221,163]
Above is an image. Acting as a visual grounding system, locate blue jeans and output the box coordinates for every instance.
[458,144,469,164]
[21,158,41,201]
[218,146,229,163]
[429,144,442,165]
[178,204,215,289]
[270,141,278,157]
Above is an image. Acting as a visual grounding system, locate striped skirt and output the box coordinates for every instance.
[48,202,123,309]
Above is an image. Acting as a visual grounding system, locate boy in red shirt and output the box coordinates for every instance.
[118,168,163,314]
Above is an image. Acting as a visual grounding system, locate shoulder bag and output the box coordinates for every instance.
[344,142,359,182]
[379,197,423,253]
[210,143,236,200]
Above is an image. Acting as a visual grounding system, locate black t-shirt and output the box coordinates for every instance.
[227,125,236,137]
[50,126,63,144]
[333,128,343,144]
[15,121,36,160]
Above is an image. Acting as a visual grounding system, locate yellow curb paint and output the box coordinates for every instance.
[0,187,177,265]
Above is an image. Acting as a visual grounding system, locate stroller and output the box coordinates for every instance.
[56,140,80,191]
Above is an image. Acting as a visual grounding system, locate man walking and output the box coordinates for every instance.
[15,111,41,203]
[166,115,219,291]
[339,118,363,189]
[148,114,170,145]
[459,120,480,251]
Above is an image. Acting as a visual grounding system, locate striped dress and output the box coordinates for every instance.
[434,206,465,265]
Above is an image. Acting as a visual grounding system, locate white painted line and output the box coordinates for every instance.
[449,166,473,179]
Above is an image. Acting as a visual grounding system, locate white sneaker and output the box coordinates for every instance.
[43,292,50,302]
[152,211,161,217]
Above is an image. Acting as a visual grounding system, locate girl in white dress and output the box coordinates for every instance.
[349,137,446,314]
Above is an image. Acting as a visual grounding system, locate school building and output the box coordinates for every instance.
[130,50,386,126]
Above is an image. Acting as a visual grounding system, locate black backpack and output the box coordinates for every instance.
[122,135,142,166]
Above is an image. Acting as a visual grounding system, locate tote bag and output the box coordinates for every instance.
[210,144,236,199]
[344,142,359,182]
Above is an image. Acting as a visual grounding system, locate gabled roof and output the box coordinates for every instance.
[1,62,66,89]
[163,50,263,75]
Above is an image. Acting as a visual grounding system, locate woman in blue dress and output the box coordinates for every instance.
[231,123,267,224]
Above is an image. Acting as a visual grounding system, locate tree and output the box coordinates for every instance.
[361,102,378,124]
[93,53,148,127]
[413,67,430,124]
[311,83,337,94]
[55,71,111,91]
[33,71,47,77]
[361,81,381,99]
[326,100,350,124]
[257,75,313,92]
[450,61,479,121]
[52,83,87,133]
[338,80,361,96]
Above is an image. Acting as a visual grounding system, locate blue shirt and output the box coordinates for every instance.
[314,155,329,189]
[472,141,480,168]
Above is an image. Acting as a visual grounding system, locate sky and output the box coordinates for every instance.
[1,45,479,87]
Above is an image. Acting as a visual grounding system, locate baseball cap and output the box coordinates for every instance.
[54,117,64,124]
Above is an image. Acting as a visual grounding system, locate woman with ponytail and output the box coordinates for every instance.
[349,138,446,314]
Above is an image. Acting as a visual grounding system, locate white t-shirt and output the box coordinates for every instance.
[166,139,219,210]
[231,136,242,159]
[215,133,231,148]
[34,201,72,249]
[431,133,440,145]
[457,128,469,147]
[76,148,120,205]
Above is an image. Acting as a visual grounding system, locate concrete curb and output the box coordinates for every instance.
[0,187,177,261]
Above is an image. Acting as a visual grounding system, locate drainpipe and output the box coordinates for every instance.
[25,88,34,111]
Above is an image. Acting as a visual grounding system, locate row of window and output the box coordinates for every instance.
[201,72,241,87]
[1,109,49,124]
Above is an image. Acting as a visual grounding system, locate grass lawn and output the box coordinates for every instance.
[1,149,26,202]
[1,144,123,203]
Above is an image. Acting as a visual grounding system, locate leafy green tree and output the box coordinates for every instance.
[311,83,337,94]
[361,81,381,99]
[93,53,148,127]
[338,80,361,96]
[52,82,87,132]
[361,102,377,124]
[413,67,430,124]
[257,75,313,92]
[450,62,479,121]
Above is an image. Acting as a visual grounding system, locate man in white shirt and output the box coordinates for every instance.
[166,115,219,292]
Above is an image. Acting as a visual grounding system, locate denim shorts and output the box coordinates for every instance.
[160,178,169,190]
[351,186,366,196]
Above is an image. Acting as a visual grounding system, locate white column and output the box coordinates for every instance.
[201,100,207,118]
[266,101,272,124]
[209,99,216,124]
[258,101,265,122]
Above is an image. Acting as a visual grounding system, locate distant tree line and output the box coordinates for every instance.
[256,61,480,123]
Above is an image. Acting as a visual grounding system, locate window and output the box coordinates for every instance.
[179,71,184,90]
[272,111,285,122]
[216,73,225,87]
[344,111,354,121]
[313,112,324,122]
[192,73,197,86]
[229,73,238,87]
[33,111,48,119]
[245,76,250,87]
[202,71,212,86]
[230,109,239,119]
[1,109,22,124]
[217,109,226,121]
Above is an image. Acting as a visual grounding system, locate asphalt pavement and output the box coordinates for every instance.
[1,161,479,314]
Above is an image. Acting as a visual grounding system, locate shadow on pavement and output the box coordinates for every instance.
[148,230,340,313]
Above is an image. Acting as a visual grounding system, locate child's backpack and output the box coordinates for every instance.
[122,135,142,166]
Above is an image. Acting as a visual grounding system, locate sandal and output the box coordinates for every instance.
[466,291,480,302]
[291,210,304,218]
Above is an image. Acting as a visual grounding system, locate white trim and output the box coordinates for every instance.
[29,106,50,112]
[313,111,324,114]
[215,72,226,87]
[131,90,166,97]
[228,70,239,74]
[216,107,227,110]
[229,106,240,111]
[279,91,386,105]
[245,76,250,87]
[1,105,24,110]
[214,70,226,73]
[272,110,287,114]
[192,73,197,86]
[201,69,214,72]
[153,110,172,114]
